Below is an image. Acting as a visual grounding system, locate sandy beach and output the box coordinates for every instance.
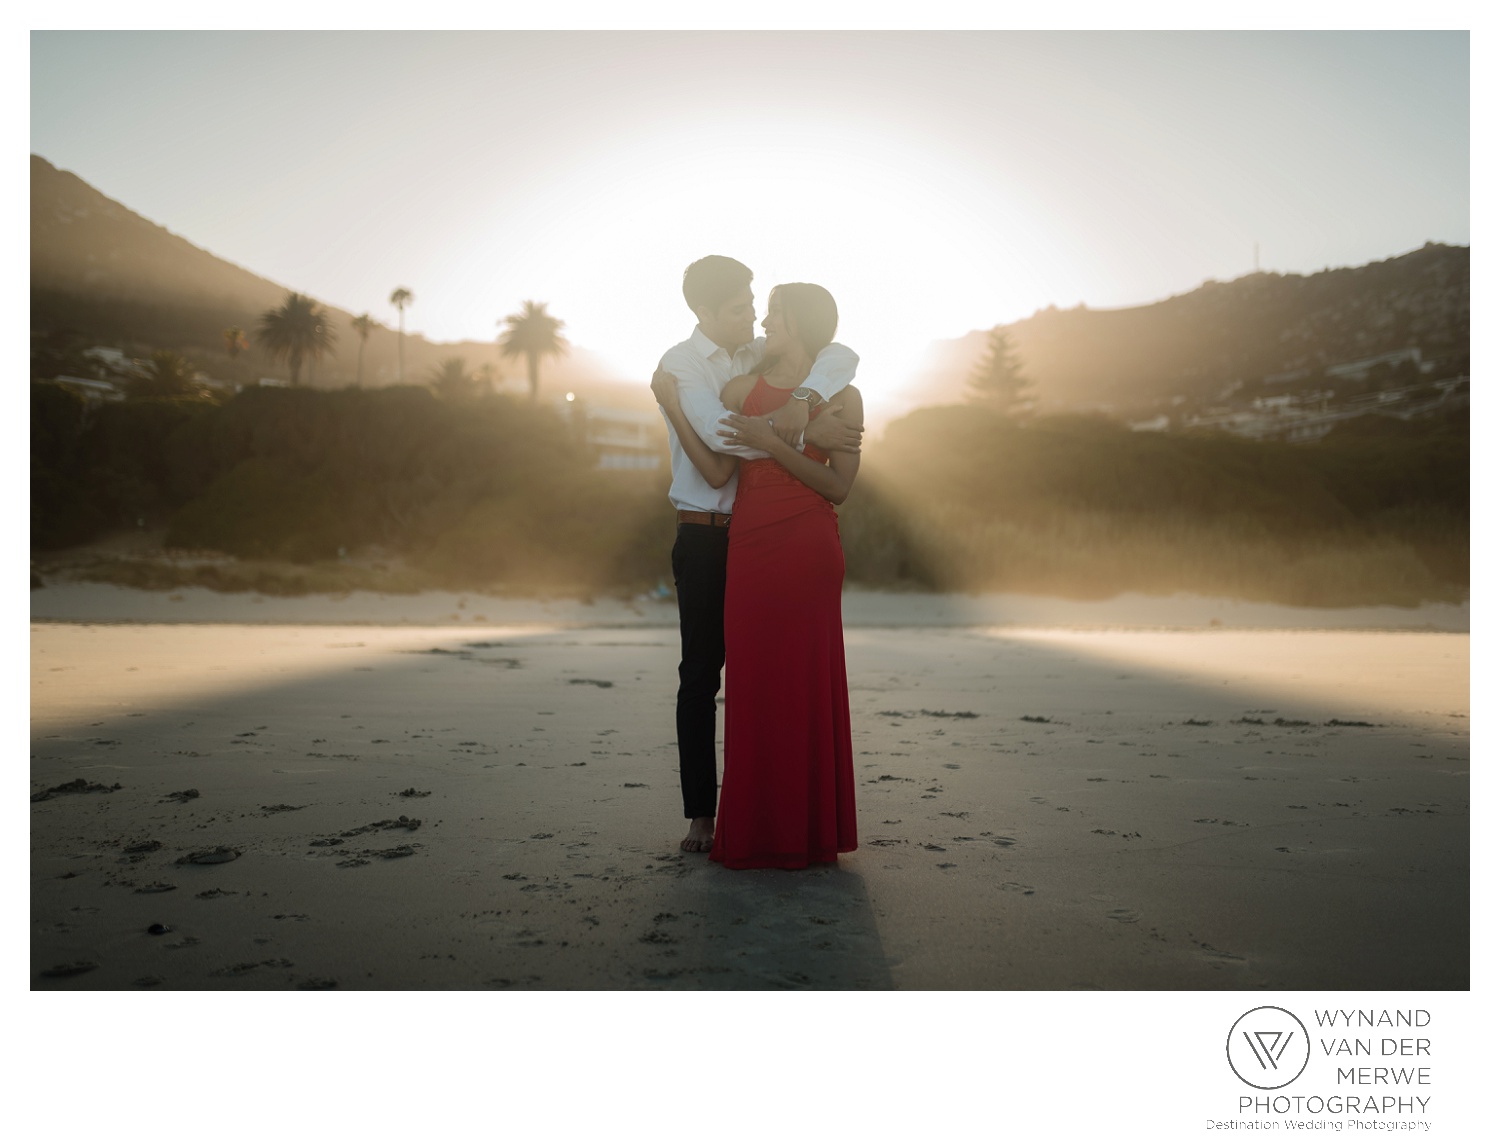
[30,586,1469,990]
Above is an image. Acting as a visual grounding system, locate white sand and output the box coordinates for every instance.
[30,585,1468,989]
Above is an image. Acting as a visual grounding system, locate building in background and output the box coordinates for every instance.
[554,395,663,470]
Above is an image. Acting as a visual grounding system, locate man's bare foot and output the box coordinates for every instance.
[680,816,714,853]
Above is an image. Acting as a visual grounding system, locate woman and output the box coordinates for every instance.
[655,283,862,869]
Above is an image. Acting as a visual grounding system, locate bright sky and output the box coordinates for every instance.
[30,29,1469,416]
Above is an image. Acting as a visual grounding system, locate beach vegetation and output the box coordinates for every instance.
[350,313,375,386]
[497,300,568,403]
[389,287,413,383]
[30,381,1465,607]
[255,292,337,386]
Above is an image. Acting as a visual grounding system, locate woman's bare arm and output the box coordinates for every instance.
[720,386,864,505]
[660,395,736,488]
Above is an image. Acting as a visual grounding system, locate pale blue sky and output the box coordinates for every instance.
[31,30,1469,411]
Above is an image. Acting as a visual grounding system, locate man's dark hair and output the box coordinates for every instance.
[682,256,753,315]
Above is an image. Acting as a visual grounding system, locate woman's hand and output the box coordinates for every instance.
[718,411,781,451]
[650,366,681,410]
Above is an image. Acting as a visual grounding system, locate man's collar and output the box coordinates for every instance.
[690,324,741,359]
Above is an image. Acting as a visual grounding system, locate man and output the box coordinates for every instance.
[651,255,864,853]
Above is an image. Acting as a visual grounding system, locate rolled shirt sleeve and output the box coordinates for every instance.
[800,342,859,405]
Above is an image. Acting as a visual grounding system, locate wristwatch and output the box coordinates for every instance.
[790,387,822,408]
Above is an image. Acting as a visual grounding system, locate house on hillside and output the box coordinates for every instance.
[50,375,124,403]
[1186,378,1464,443]
[551,396,663,471]
[590,406,663,470]
[1325,347,1431,380]
[83,346,130,373]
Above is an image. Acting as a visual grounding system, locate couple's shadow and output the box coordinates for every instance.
[649,858,893,990]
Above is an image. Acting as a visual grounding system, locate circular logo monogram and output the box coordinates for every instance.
[1226,1006,1311,1089]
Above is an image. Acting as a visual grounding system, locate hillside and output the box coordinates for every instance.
[916,243,1470,415]
[30,155,644,404]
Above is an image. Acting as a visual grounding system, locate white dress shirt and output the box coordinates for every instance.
[658,325,858,513]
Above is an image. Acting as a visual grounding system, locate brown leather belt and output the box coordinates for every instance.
[677,510,731,528]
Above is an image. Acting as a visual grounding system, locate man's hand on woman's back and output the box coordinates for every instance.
[804,410,864,454]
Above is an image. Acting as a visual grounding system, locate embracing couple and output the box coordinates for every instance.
[650,255,864,870]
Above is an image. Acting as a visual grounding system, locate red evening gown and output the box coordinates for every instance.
[710,377,858,870]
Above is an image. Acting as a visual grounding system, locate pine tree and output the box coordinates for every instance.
[968,327,1033,416]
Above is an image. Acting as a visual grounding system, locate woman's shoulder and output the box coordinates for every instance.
[722,373,758,411]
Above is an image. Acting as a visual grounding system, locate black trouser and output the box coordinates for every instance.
[672,521,729,819]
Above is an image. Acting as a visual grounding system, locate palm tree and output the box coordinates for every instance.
[497,300,568,403]
[127,349,205,399]
[255,292,337,386]
[427,356,478,401]
[390,287,413,383]
[222,326,248,360]
[351,313,375,387]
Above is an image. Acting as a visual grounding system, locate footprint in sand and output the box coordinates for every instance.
[39,961,99,978]
[31,778,123,802]
[176,846,241,865]
[1199,943,1247,963]
[368,845,415,859]
[212,958,294,978]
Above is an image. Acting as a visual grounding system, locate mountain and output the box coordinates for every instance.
[914,243,1470,415]
[29,154,645,404]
